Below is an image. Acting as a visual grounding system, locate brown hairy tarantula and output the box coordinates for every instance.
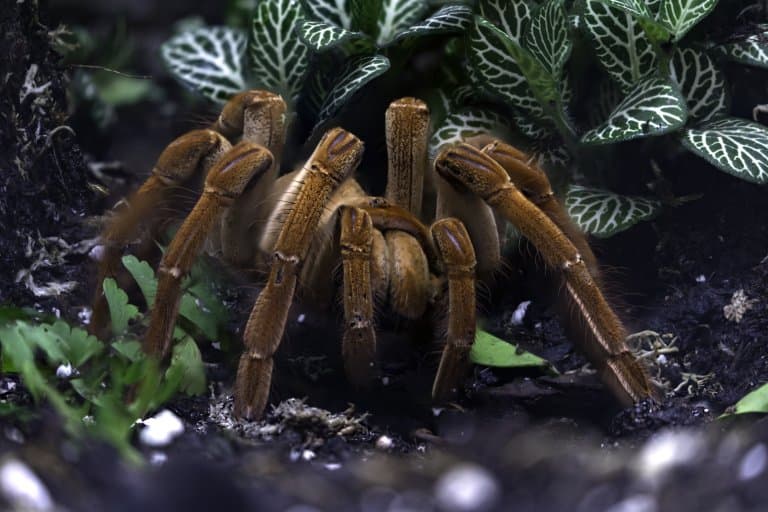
[89,90,654,420]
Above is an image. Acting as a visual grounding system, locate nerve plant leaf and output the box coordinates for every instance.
[590,0,652,20]
[478,0,532,43]
[670,47,728,122]
[299,19,367,51]
[301,0,353,29]
[581,77,687,144]
[102,278,140,337]
[721,24,768,69]
[161,27,247,104]
[391,4,473,43]
[470,329,552,370]
[581,0,657,92]
[566,185,662,238]
[375,0,427,45]
[316,54,390,126]
[250,0,309,102]
[682,117,768,184]
[429,108,509,161]
[524,0,572,78]
[657,0,719,42]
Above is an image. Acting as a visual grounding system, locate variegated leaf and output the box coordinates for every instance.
[299,20,367,51]
[478,0,532,43]
[721,25,768,69]
[317,55,390,125]
[524,0,572,78]
[376,0,428,45]
[566,185,661,238]
[161,27,247,104]
[470,16,547,116]
[669,47,728,122]
[301,0,352,29]
[530,141,571,167]
[581,77,687,144]
[391,4,473,42]
[250,0,309,101]
[429,108,510,161]
[657,0,718,42]
[682,117,768,184]
[589,75,623,127]
[591,0,652,20]
[582,0,657,92]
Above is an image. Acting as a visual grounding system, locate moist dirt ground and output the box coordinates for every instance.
[1,2,768,511]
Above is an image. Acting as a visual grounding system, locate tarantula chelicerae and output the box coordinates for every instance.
[90,90,655,420]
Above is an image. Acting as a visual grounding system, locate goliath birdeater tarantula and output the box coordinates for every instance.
[90,90,655,420]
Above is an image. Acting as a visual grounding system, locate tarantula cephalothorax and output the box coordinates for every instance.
[90,90,655,420]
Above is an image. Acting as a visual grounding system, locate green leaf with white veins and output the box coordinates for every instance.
[301,0,352,29]
[657,0,718,42]
[525,0,572,78]
[594,0,652,20]
[581,77,687,144]
[669,47,728,122]
[429,108,510,162]
[390,5,473,43]
[161,27,247,104]
[566,185,661,238]
[470,17,547,117]
[721,25,768,69]
[299,20,367,52]
[250,0,309,102]
[682,118,768,185]
[376,0,427,45]
[478,0,531,42]
[582,1,657,92]
[316,55,390,126]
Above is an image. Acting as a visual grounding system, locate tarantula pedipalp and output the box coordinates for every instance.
[90,90,655,420]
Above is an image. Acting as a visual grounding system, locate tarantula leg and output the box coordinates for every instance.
[430,218,477,401]
[434,144,655,406]
[481,141,600,280]
[234,128,364,420]
[90,129,230,338]
[339,206,377,387]
[385,98,429,218]
[144,142,273,358]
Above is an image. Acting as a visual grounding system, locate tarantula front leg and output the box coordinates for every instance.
[435,144,655,406]
[234,128,364,420]
[90,129,230,338]
[144,143,274,358]
[430,218,477,401]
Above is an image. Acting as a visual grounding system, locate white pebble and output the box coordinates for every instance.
[434,464,500,512]
[324,463,342,471]
[89,244,105,262]
[0,459,54,511]
[381,376,390,386]
[301,449,316,461]
[695,275,706,283]
[55,363,73,379]
[77,307,92,325]
[604,494,657,512]
[635,430,703,482]
[138,410,185,447]
[656,354,668,365]
[739,443,767,481]
[510,300,532,326]
[297,313,306,323]
[375,435,393,450]
[149,452,168,466]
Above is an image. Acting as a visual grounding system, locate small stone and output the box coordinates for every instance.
[434,464,500,512]
[0,459,54,511]
[738,443,767,481]
[510,300,532,326]
[138,410,185,447]
[55,363,73,379]
[149,452,168,466]
[695,275,706,283]
[375,435,393,450]
[301,449,316,461]
[604,494,657,512]
[635,430,703,482]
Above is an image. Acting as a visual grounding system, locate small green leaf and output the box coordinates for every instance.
[566,185,662,237]
[161,27,247,104]
[470,329,551,369]
[682,117,768,184]
[47,321,104,367]
[581,0,657,92]
[726,382,768,416]
[316,54,390,126]
[581,77,688,144]
[478,0,531,43]
[657,0,718,42]
[122,255,157,307]
[102,278,140,337]
[524,0,572,78]
[250,0,309,102]
[112,340,144,362]
[429,108,510,161]
[669,47,728,122]
[721,24,768,69]
[375,0,427,45]
[299,19,367,51]
[165,335,206,396]
[390,4,473,43]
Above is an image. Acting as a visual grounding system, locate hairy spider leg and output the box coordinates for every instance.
[434,144,655,406]
[234,128,364,420]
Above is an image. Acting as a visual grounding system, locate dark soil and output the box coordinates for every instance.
[1,2,768,512]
